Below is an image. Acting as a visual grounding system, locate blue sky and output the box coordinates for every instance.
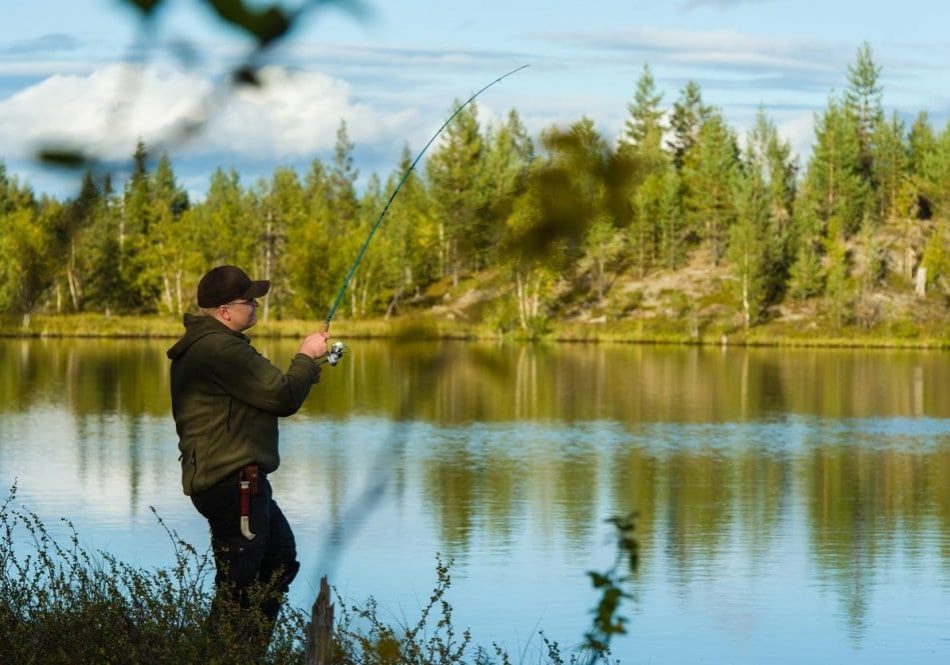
[3,0,950,198]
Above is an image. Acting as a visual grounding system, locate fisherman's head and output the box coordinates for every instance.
[197,265,269,332]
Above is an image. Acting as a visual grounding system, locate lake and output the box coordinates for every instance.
[1,338,948,663]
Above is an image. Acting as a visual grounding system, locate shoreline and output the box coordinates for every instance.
[0,313,948,350]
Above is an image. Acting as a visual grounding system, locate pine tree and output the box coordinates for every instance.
[667,81,712,170]
[728,173,769,329]
[328,120,359,236]
[844,42,884,181]
[254,167,305,320]
[58,172,101,311]
[622,64,665,157]
[146,154,191,314]
[286,158,333,317]
[727,109,797,325]
[83,181,123,314]
[919,119,950,219]
[871,113,907,221]
[823,217,853,327]
[0,207,53,315]
[681,112,740,261]
[426,101,486,283]
[921,220,950,291]
[908,112,937,179]
[479,109,535,269]
[120,140,157,310]
[0,161,36,215]
[801,95,868,237]
[383,144,439,310]
[325,121,362,311]
[622,65,674,274]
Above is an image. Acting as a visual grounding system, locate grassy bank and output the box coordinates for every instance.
[551,319,950,349]
[2,312,948,349]
[0,313,478,341]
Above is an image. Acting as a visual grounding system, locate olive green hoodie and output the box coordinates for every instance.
[167,313,320,495]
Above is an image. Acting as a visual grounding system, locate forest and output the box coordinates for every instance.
[2,43,949,340]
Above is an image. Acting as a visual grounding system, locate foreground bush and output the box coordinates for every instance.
[0,487,633,664]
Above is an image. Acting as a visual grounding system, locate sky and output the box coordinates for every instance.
[3,0,950,199]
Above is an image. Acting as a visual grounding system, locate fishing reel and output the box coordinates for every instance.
[326,340,346,367]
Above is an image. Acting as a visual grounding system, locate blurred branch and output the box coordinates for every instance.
[38,0,371,179]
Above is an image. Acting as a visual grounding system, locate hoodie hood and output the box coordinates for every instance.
[166,313,248,360]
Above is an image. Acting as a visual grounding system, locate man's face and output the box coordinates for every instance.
[220,298,260,331]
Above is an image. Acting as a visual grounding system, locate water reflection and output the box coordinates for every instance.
[1,339,949,662]
[3,339,950,421]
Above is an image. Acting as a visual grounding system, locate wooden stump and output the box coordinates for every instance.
[305,575,334,665]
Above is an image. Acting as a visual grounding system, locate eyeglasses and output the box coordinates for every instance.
[225,298,259,308]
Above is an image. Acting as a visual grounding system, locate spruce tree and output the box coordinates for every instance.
[802,95,867,237]
[844,42,884,180]
[426,101,486,283]
[622,64,665,157]
[667,81,712,170]
[681,112,740,262]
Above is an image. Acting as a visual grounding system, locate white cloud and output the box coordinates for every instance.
[542,27,842,78]
[776,112,816,163]
[0,63,420,163]
[210,67,419,158]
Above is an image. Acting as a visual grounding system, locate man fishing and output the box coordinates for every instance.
[167,265,329,641]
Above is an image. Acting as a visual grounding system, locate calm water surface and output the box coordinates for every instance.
[1,338,949,664]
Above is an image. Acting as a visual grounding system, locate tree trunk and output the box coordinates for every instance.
[438,222,446,278]
[915,266,927,297]
[163,275,174,313]
[385,286,403,320]
[305,576,334,665]
[66,243,82,311]
[263,217,273,322]
[742,269,750,330]
[175,268,183,314]
[530,274,542,319]
[515,271,527,331]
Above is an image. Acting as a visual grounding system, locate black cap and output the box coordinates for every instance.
[197,265,270,308]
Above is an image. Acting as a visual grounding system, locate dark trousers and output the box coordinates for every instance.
[191,473,300,629]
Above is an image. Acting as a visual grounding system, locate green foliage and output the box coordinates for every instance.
[582,514,638,663]
[427,101,489,280]
[1,487,642,665]
[681,113,740,260]
[0,208,53,314]
[727,109,797,327]
[844,42,883,188]
[823,219,854,328]
[0,485,304,664]
[921,220,950,290]
[333,555,475,665]
[621,64,664,157]
[667,81,712,170]
[7,40,950,333]
[802,95,868,237]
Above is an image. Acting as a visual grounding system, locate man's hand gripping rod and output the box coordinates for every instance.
[316,65,530,366]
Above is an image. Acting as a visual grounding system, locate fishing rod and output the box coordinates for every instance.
[319,64,530,368]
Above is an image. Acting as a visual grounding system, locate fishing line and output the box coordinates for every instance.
[322,64,530,331]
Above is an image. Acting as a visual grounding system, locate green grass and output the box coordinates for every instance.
[2,310,948,349]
